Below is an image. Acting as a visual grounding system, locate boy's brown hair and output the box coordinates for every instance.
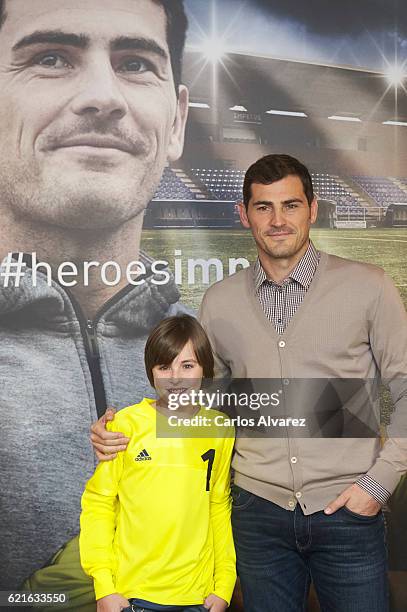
[144,315,214,386]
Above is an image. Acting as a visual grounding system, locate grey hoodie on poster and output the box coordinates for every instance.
[0,254,189,590]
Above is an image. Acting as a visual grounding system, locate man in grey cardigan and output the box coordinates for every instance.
[95,154,407,611]
[198,154,407,612]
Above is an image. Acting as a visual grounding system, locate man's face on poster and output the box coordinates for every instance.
[0,0,188,230]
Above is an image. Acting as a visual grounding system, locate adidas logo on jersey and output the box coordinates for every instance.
[135,449,152,461]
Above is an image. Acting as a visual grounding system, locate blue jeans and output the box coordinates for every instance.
[232,484,389,612]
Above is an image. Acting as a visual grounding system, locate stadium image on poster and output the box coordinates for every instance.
[0,0,406,611]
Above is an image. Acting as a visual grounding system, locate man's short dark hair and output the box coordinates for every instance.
[243,154,314,209]
[156,1,188,92]
[144,315,214,386]
[0,0,187,91]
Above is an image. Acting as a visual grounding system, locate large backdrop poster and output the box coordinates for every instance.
[0,0,406,610]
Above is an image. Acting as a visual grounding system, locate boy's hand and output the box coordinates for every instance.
[90,407,130,461]
[96,592,130,611]
[204,593,228,611]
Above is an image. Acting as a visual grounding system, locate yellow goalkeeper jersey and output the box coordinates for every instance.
[79,398,236,606]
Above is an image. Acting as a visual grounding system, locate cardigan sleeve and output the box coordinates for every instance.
[198,291,231,379]
[366,272,407,495]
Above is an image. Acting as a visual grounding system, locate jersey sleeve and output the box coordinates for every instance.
[79,420,127,600]
[210,428,236,604]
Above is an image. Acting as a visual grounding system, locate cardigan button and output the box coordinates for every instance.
[278,340,286,348]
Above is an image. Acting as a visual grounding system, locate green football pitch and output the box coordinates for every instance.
[141,228,407,311]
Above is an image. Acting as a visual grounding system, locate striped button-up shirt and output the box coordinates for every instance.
[254,241,320,334]
[254,240,390,505]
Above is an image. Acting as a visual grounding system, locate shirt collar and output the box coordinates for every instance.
[254,241,320,291]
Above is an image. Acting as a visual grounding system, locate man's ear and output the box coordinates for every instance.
[310,197,318,225]
[167,85,189,162]
[237,201,251,229]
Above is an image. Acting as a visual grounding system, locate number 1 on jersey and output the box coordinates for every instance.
[201,449,216,491]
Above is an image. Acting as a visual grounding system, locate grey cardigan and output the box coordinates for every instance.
[199,252,407,514]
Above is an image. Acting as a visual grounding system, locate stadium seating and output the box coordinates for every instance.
[311,173,362,209]
[152,169,407,221]
[397,178,407,190]
[153,167,194,200]
[351,176,407,208]
[190,169,364,210]
[190,168,245,201]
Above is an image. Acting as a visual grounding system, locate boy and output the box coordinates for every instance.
[79,315,236,612]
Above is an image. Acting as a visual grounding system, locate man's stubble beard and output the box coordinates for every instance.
[0,154,163,231]
[260,232,309,261]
